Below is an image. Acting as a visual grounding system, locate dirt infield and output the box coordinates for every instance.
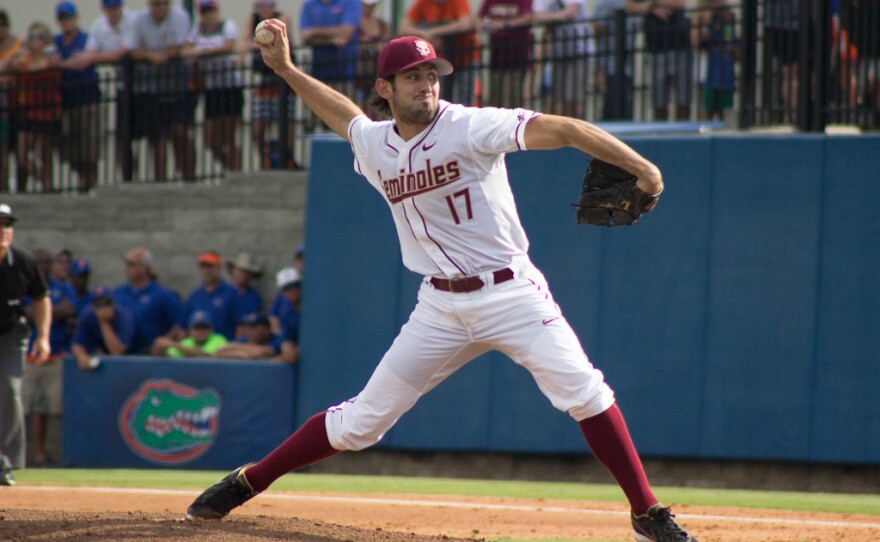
[2,486,880,541]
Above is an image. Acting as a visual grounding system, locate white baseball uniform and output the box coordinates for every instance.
[324,101,615,451]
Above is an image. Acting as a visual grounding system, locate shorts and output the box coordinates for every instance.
[60,103,101,162]
[22,359,62,415]
[703,88,733,114]
[648,49,694,107]
[204,87,244,119]
[17,118,61,135]
[251,85,296,122]
[764,28,799,65]
[132,92,196,143]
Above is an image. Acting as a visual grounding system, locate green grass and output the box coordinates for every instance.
[14,469,880,516]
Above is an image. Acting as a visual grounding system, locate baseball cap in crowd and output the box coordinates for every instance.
[92,285,114,306]
[70,258,91,277]
[377,36,453,79]
[123,247,155,270]
[275,267,301,290]
[189,310,213,328]
[198,0,218,10]
[198,251,222,266]
[101,0,123,7]
[227,252,262,276]
[0,203,16,224]
[56,1,78,18]
[240,313,271,327]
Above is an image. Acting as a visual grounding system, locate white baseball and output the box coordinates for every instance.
[255,22,274,45]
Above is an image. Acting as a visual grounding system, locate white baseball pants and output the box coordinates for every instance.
[325,257,615,451]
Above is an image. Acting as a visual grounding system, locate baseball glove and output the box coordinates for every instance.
[573,159,660,226]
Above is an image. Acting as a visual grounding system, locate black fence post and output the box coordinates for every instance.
[278,79,291,169]
[120,55,134,182]
[610,8,628,120]
[811,0,831,132]
[796,0,811,130]
[739,0,758,129]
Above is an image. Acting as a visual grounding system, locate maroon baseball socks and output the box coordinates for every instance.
[577,403,657,516]
[244,411,339,493]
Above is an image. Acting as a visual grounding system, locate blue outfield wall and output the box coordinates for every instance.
[298,135,880,464]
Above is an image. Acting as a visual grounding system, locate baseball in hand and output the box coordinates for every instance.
[255,22,274,45]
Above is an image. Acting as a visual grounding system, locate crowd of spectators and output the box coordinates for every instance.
[13,240,302,467]
[0,0,875,192]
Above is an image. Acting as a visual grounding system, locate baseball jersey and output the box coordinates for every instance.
[347,101,541,277]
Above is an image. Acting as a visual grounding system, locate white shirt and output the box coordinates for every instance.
[85,9,137,53]
[347,102,541,277]
[186,18,240,88]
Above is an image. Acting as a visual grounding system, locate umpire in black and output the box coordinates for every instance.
[0,203,51,486]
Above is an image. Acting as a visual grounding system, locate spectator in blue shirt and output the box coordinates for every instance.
[112,247,182,354]
[54,1,101,193]
[22,248,76,467]
[226,252,264,337]
[68,257,94,315]
[70,286,135,370]
[178,251,239,341]
[268,267,300,363]
[215,313,284,360]
[300,0,361,91]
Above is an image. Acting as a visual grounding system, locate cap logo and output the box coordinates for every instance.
[414,40,431,58]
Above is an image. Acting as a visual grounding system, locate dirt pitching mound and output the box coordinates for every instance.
[0,509,476,542]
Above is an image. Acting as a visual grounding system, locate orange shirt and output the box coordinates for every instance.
[405,0,479,66]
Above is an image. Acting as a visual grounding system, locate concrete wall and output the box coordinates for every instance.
[4,172,307,303]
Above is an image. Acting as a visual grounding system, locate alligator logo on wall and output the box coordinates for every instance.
[119,379,221,465]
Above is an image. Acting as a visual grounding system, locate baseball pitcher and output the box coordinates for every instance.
[187,21,694,542]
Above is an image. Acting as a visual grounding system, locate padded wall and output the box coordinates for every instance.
[298,135,880,463]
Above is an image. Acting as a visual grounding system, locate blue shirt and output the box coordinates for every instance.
[233,287,263,327]
[269,293,300,344]
[112,281,183,354]
[181,282,239,340]
[300,0,361,81]
[72,289,95,316]
[54,29,100,106]
[72,305,135,354]
[48,278,77,354]
[234,333,284,355]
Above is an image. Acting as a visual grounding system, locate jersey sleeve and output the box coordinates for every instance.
[347,115,387,190]
[467,107,541,155]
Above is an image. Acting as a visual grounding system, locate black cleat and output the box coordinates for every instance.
[0,456,14,486]
[186,464,258,520]
[632,503,698,542]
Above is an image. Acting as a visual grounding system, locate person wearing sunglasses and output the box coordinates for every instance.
[70,285,135,371]
[9,21,61,193]
[0,10,23,192]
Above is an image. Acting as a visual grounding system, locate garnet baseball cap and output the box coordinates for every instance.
[377,36,453,79]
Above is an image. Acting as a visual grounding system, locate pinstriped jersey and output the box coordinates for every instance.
[347,101,541,277]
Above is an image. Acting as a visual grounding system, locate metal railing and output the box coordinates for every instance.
[0,0,875,193]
